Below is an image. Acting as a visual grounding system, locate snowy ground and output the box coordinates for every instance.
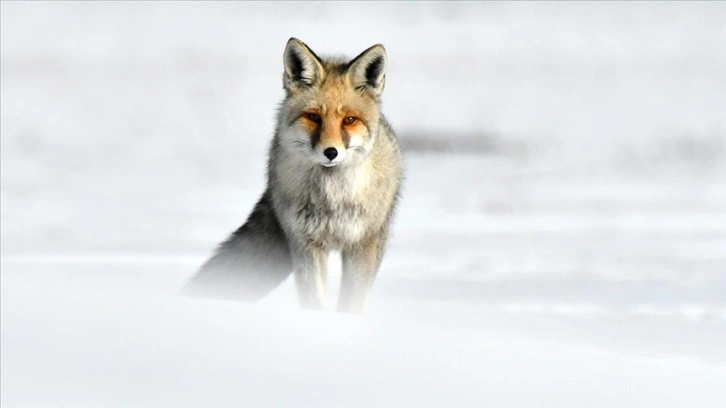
[2,2,725,407]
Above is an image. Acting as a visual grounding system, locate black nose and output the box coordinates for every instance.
[323,147,338,161]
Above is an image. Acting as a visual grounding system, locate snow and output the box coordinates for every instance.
[2,2,725,407]
[2,257,725,407]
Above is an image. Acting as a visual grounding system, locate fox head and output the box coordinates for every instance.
[278,38,387,168]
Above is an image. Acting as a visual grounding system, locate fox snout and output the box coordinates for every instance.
[318,144,346,167]
[296,112,358,167]
[323,147,338,161]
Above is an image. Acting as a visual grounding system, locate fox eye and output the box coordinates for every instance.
[304,112,321,124]
[343,116,357,125]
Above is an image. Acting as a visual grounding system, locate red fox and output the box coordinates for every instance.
[185,38,403,313]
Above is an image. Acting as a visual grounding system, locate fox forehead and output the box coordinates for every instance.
[285,68,379,119]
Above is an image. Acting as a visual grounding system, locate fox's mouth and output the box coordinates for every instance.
[321,162,339,168]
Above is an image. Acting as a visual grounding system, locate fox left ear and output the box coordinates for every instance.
[283,38,325,93]
[347,44,387,99]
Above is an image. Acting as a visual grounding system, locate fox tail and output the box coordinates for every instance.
[183,191,293,301]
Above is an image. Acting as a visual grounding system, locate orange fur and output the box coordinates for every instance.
[290,70,380,149]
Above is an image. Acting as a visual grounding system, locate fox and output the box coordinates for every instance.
[184,38,403,313]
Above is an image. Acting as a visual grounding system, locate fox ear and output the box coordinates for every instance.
[283,38,325,92]
[347,44,387,99]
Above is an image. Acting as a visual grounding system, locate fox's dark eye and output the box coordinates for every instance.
[343,116,357,125]
[304,112,321,124]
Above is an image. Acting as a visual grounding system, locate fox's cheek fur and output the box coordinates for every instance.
[342,120,368,142]
[344,125,373,150]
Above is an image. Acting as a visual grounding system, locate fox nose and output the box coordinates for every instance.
[323,147,338,161]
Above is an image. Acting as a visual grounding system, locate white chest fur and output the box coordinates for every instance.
[277,160,375,248]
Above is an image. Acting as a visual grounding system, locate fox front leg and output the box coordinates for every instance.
[292,244,329,310]
[338,236,385,314]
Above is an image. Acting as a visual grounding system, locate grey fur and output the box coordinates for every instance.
[183,191,293,301]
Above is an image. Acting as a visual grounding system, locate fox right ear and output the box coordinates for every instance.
[347,44,387,99]
[283,38,324,93]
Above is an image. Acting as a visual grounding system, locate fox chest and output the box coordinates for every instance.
[282,170,375,247]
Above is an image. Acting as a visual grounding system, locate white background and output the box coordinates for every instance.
[2,2,725,407]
